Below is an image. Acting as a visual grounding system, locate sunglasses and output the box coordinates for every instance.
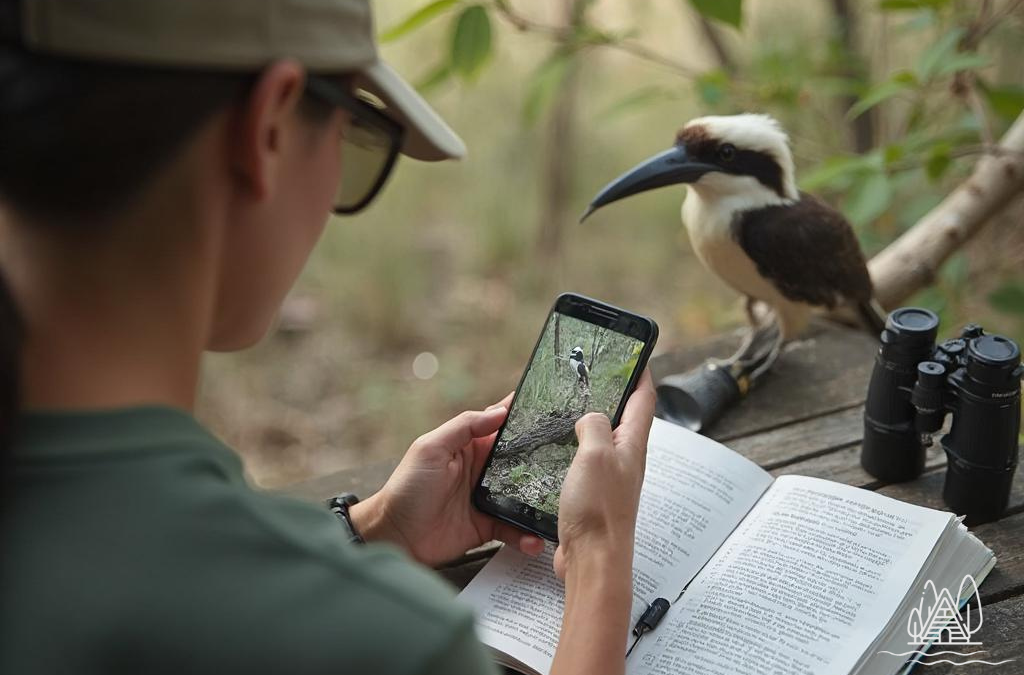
[304,74,405,215]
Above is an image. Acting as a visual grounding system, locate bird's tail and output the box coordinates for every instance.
[857,298,887,338]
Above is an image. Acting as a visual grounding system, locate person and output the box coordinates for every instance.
[0,1,656,674]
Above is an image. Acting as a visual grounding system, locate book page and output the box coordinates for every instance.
[459,418,773,675]
[629,475,953,675]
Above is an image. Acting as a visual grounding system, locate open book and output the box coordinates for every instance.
[459,418,995,675]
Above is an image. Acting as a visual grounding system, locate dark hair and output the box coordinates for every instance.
[0,33,345,473]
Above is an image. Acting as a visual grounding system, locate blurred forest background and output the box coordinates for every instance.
[483,313,644,513]
[198,0,1024,489]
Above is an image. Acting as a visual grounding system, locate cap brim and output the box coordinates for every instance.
[356,61,466,161]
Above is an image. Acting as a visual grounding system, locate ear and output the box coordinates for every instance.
[228,59,307,204]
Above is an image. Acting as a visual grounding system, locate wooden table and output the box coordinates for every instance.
[283,321,1024,673]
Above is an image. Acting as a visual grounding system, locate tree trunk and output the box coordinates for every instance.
[830,0,875,153]
[535,0,582,260]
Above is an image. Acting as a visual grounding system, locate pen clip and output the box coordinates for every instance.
[626,597,671,658]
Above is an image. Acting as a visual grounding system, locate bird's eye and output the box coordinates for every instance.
[718,143,737,162]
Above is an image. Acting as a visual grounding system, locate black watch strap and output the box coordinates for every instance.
[326,493,365,545]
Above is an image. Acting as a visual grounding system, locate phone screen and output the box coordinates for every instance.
[477,305,649,534]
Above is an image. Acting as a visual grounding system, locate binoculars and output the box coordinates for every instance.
[862,307,1023,523]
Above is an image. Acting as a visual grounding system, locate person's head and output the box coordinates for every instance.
[0,0,465,449]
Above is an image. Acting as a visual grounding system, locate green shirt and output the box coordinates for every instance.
[1,406,498,675]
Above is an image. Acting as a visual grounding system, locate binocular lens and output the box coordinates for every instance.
[886,307,939,343]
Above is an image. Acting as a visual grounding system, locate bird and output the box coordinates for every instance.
[580,113,884,364]
[568,346,590,387]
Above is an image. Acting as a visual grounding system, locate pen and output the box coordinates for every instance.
[626,597,671,657]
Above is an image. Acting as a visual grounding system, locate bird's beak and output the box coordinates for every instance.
[580,145,717,222]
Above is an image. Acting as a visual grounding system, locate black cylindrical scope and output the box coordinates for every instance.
[941,334,1022,524]
[862,308,940,482]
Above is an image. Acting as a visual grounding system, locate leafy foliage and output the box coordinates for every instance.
[380,0,1023,334]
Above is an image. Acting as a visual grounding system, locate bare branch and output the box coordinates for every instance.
[491,0,700,78]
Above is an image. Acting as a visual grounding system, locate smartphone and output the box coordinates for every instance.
[472,292,659,541]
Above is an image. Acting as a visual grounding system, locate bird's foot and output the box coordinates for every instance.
[750,329,784,380]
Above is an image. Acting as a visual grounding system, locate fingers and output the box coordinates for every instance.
[486,391,515,412]
[616,369,656,450]
[493,522,545,556]
[416,406,507,452]
[553,546,567,580]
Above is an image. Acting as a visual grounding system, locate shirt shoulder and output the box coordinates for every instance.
[195,487,499,675]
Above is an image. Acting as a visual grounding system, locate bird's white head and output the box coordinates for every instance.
[678,114,797,203]
[581,113,799,222]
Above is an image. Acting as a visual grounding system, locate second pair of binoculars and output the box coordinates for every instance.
[862,307,1023,525]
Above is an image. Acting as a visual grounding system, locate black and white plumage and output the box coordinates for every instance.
[581,114,884,353]
[568,346,590,387]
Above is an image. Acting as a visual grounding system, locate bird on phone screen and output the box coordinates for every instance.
[569,346,590,387]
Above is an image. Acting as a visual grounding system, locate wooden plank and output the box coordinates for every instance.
[918,595,1024,674]
[770,441,947,488]
[877,458,1024,515]
[970,511,1024,605]
[652,320,878,442]
[727,405,864,469]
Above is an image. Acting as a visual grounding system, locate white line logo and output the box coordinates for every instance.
[908,578,980,646]
[877,575,1015,668]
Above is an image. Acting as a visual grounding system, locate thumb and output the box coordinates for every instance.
[575,412,612,446]
[418,406,507,451]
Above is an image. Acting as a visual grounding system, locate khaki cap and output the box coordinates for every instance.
[15,0,466,161]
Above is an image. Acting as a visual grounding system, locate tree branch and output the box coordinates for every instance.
[491,0,700,77]
[868,111,1024,309]
[696,17,736,75]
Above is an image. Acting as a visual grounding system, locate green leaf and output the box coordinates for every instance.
[925,142,952,182]
[688,0,743,28]
[989,282,1024,316]
[522,53,572,125]
[879,0,950,10]
[843,170,892,227]
[799,154,880,192]
[915,27,965,81]
[983,84,1024,121]
[883,143,905,166]
[450,5,492,80]
[848,71,917,119]
[599,86,675,122]
[879,0,924,10]
[934,52,991,77]
[380,0,460,42]
[416,61,453,93]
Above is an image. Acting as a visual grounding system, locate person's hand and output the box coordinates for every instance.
[553,369,656,580]
[349,394,546,566]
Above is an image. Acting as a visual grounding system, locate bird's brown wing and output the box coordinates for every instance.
[731,192,873,309]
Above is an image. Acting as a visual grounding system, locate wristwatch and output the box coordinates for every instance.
[326,492,365,545]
